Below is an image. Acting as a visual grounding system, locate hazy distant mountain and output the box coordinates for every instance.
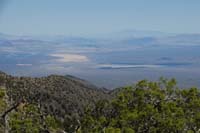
[0,33,20,40]
[1,31,200,89]
[98,30,175,39]
[157,34,200,45]
[1,31,200,46]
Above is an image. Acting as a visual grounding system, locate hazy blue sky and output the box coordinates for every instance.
[0,0,200,36]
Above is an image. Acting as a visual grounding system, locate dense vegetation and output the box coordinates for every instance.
[0,86,61,132]
[0,71,110,132]
[80,78,200,132]
[0,71,200,132]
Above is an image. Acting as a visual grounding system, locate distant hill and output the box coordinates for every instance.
[0,71,111,121]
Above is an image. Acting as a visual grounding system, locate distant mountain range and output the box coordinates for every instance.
[1,31,200,89]
[1,31,200,46]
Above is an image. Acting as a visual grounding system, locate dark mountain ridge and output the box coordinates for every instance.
[0,71,111,121]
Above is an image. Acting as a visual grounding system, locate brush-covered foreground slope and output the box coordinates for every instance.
[81,79,200,132]
[1,71,200,132]
[0,71,110,120]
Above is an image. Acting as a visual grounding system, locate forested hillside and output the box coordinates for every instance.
[0,71,200,132]
[0,71,110,132]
